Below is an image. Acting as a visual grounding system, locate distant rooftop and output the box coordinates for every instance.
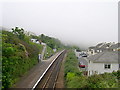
[109,43,120,49]
[88,42,119,51]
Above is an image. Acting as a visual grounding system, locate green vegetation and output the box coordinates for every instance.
[64,50,82,88]
[2,27,65,88]
[64,50,119,88]
[39,34,64,50]
[31,34,64,59]
[72,46,81,51]
[12,27,25,40]
[0,30,2,88]
[2,29,43,88]
[44,45,54,60]
[86,72,118,88]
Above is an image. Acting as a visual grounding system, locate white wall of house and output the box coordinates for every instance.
[87,49,97,56]
[75,52,80,58]
[31,39,37,43]
[88,62,119,76]
[36,41,40,44]
[74,50,80,58]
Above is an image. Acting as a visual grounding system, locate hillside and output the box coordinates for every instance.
[2,27,64,88]
[30,33,65,59]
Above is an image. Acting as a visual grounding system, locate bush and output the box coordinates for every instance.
[2,30,43,88]
[64,50,83,88]
[87,73,118,88]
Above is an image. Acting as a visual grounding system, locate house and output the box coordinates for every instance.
[31,38,40,44]
[31,39,37,43]
[74,49,80,58]
[109,43,120,51]
[87,43,105,56]
[75,49,86,58]
[87,51,119,76]
[87,46,96,55]
[87,42,116,56]
[31,39,42,44]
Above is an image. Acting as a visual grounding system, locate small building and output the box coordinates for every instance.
[87,46,96,55]
[31,39,37,43]
[75,49,83,58]
[31,39,42,44]
[87,51,119,76]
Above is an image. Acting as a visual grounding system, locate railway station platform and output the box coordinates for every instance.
[13,51,62,88]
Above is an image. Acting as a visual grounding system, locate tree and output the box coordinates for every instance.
[12,27,25,39]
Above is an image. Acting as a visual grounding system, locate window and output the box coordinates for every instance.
[104,64,111,69]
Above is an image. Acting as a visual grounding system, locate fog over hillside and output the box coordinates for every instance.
[2,0,118,49]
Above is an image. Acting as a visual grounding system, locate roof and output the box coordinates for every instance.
[88,43,109,51]
[96,43,104,48]
[87,51,119,63]
[89,46,95,50]
[109,43,120,49]
[88,43,118,52]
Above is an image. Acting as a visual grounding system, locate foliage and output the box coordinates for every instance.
[39,34,64,50]
[30,34,65,59]
[72,46,81,51]
[44,45,54,60]
[30,33,65,60]
[0,30,2,88]
[64,50,83,88]
[86,73,118,88]
[12,27,25,39]
[112,70,120,87]
[2,29,43,88]
[64,50,81,77]
[2,28,64,88]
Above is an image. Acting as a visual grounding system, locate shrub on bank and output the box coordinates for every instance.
[2,30,43,88]
[64,50,83,88]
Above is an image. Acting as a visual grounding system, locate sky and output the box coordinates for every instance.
[1,0,119,49]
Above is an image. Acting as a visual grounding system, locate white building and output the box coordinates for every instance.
[87,42,117,56]
[31,39,37,43]
[74,49,82,58]
[31,39,41,44]
[87,51,119,76]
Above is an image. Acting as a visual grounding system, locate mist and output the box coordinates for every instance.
[2,0,118,49]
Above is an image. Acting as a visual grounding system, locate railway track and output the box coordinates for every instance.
[32,50,66,90]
